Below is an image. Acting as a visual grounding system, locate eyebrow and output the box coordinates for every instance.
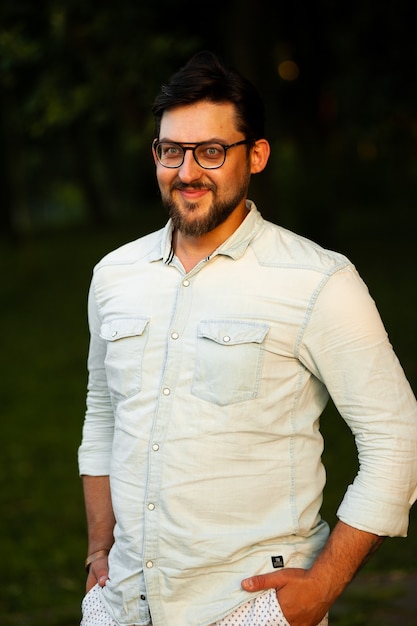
[158,137,231,145]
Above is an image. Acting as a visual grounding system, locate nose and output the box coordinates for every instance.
[177,150,203,183]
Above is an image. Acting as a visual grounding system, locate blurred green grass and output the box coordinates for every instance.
[0,211,416,625]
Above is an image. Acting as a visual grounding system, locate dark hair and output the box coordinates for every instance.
[152,51,265,143]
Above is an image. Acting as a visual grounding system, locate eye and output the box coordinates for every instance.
[158,143,182,161]
[198,143,223,160]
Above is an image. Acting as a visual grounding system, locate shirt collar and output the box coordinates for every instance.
[147,200,264,264]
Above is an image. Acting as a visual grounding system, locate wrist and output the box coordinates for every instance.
[85,549,110,572]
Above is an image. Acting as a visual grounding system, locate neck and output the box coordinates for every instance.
[172,231,217,273]
[173,204,249,272]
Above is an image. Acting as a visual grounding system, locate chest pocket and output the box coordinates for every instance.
[100,317,150,400]
[191,320,269,406]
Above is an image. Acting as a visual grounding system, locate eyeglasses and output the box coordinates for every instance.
[153,139,249,169]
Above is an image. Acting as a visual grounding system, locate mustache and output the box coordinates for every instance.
[171,181,216,192]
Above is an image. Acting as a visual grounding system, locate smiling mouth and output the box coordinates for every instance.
[179,188,208,198]
[172,183,214,206]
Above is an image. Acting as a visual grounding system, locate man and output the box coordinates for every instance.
[78,51,417,626]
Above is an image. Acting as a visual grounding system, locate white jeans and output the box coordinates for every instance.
[80,583,329,626]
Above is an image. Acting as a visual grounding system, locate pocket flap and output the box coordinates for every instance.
[100,317,150,341]
[198,320,269,345]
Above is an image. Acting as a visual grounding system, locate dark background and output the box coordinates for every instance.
[1,1,416,624]
[2,0,417,247]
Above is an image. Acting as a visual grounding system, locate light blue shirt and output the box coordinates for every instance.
[79,202,417,626]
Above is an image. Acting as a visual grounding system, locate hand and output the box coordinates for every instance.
[242,568,330,626]
[86,555,110,592]
[241,523,383,625]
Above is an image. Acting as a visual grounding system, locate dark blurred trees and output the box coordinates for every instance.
[0,0,199,238]
[1,0,416,243]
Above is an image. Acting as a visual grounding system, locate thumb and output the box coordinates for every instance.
[88,560,110,589]
[95,564,109,587]
[241,571,286,593]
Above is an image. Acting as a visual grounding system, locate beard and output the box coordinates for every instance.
[161,173,250,237]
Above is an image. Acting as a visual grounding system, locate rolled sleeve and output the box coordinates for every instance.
[300,264,417,536]
[78,278,114,476]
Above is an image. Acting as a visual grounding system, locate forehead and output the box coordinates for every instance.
[159,101,239,142]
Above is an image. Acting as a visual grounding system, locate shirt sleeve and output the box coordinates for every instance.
[78,274,114,476]
[299,263,417,537]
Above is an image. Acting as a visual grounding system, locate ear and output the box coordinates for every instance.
[250,139,270,174]
[152,140,159,166]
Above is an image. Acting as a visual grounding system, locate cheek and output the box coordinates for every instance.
[156,167,175,189]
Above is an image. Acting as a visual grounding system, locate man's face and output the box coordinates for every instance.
[153,101,252,237]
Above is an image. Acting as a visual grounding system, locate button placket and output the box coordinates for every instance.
[143,272,194,590]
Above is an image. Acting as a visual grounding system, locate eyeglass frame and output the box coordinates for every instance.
[152,138,250,170]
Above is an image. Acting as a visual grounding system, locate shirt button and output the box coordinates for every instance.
[163,388,170,396]
[111,331,118,337]
[146,560,153,568]
[148,503,155,511]
[152,443,159,451]
[140,595,146,601]
[171,331,179,340]
[182,279,190,287]
[223,335,231,343]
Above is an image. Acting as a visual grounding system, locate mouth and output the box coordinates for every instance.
[171,182,215,205]
[178,188,209,202]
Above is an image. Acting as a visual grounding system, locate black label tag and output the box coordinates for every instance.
[271,555,284,568]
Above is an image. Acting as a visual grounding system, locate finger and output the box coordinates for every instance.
[94,565,109,586]
[86,569,109,592]
[88,560,109,588]
[241,572,285,592]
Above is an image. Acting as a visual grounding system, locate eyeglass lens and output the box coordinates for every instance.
[156,143,226,169]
